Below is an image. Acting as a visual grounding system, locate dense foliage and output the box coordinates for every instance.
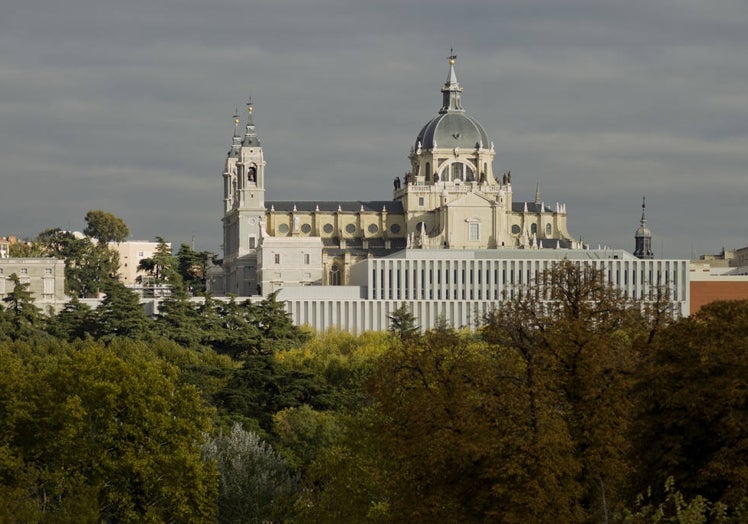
[1,260,747,522]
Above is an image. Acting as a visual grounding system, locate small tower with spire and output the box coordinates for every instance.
[634,196,654,259]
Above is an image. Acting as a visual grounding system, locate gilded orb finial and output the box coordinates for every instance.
[448,47,456,65]
[246,96,253,113]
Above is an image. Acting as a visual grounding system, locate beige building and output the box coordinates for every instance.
[0,258,67,311]
[110,240,169,286]
[221,55,578,296]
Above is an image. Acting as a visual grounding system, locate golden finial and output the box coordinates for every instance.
[233,107,239,125]
[246,96,253,113]
[448,47,456,65]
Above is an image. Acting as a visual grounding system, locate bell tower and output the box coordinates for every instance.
[222,100,267,295]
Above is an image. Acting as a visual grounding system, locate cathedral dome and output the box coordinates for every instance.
[416,112,490,150]
[415,54,491,151]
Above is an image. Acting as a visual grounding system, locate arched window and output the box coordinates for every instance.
[531,223,538,235]
[247,166,257,184]
[452,162,463,181]
[425,163,431,181]
[329,264,341,286]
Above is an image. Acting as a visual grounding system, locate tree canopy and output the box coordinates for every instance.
[83,210,129,243]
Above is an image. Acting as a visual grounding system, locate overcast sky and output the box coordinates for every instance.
[2,0,746,259]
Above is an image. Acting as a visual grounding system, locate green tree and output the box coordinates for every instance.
[2,273,44,340]
[35,228,119,297]
[176,243,214,295]
[83,209,129,243]
[623,477,732,523]
[214,354,335,434]
[204,423,297,523]
[136,236,181,290]
[154,290,204,347]
[92,280,152,340]
[0,338,218,522]
[387,304,419,340]
[632,300,748,511]
[47,296,95,341]
[273,405,342,473]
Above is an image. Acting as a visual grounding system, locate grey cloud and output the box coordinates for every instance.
[1,0,747,259]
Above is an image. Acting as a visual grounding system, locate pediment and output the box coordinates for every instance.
[445,191,495,208]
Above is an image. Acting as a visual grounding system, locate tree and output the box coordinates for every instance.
[83,210,129,243]
[176,243,214,295]
[214,354,335,434]
[204,423,297,523]
[2,273,44,340]
[0,339,218,521]
[137,236,181,291]
[92,280,152,340]
[622,477,731,523]
[47,296,95,341]
[153,287,211,348]
[632,300,748,511]
[481,261,653,521]
[35,228,119,297]
[387,304,419,340]
[273,405,342,473]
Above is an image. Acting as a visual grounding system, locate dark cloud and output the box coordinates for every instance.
[1,0,747,258]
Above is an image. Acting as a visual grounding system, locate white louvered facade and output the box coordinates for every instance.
[275,249,689,334]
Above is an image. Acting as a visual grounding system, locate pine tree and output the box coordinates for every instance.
[92,280,152,340]
[2,273,44,340]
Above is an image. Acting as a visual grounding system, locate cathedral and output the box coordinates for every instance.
[220,55,580,296]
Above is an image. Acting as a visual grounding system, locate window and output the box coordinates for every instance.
[138,251,144,257]
[329,264,341,286]
[452,162,463,180]
[511,224,520,235]
[248,236,256,249]
[345,224,356,234]
[368,224,379,234]
[545,223,552,236]
[45,268,53,275]
[304,254,310,264]
[531,223,538,235]
[43,278,54,294]
[390,224,401,234]
[20,268,27,275]
[418,197,424,206]
[323,223,334,234]
[278,223,289,234]
[301,223,312,234]
[469,223,480,241]
[274,254,280,264]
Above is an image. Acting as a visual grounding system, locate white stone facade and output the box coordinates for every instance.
[277,249,689,334]
[257,236,324,294]
[0,258,67,311]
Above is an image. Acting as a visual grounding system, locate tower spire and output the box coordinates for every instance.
[634,195,654,259]
[440,50,464,113]
[242,97,261,147]
[535,181,541,205]
[228,108,241,156]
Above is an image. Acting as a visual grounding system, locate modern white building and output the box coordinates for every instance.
[276,249,688,334]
